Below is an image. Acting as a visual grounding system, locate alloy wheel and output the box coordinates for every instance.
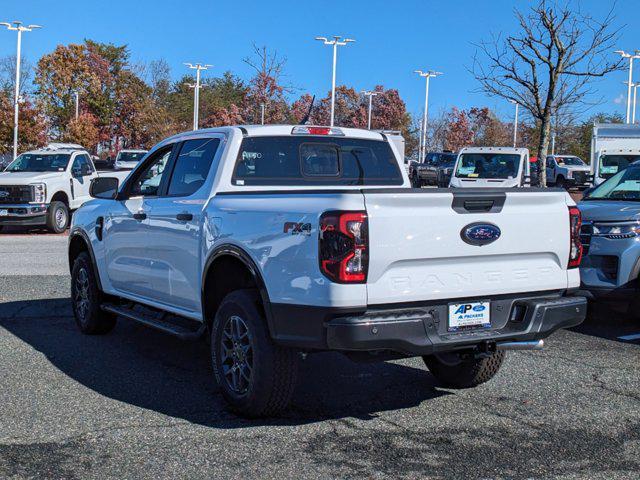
[220,315,254,395]
[74,267,90,323]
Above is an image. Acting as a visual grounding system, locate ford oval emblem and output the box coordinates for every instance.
[461,223,501,246]
[0,190,8,198]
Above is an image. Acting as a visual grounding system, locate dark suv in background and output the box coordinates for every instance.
[409,151,457,187]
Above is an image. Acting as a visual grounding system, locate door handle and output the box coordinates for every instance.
[132,212,147,221]
[176,213,193,222]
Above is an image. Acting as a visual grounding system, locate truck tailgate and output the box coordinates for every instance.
[363,189,572,305]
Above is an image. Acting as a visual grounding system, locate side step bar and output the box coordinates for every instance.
[101,303,206,341]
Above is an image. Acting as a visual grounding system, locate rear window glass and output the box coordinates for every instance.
[233,136,403,186]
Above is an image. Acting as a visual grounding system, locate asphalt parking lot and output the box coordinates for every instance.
[1,233,640,479]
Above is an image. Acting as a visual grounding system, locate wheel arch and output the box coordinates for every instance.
[68,229,103,291]
[51,190,70,206]
[201,244,274,334]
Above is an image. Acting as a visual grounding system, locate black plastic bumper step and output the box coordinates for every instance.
[101,303,206,341]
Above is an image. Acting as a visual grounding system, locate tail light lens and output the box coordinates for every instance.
[568,206,583,268]
[319,211,368,283]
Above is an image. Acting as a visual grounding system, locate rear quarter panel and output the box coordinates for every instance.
[204,192,368,308]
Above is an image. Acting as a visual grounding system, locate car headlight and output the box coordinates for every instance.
[592,222,640,239]
[30,183,46,203]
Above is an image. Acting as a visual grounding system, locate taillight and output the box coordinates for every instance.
[568,206,583,268]
[319,211,368,283]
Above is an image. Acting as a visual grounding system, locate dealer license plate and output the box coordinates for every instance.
[448,301,491,332]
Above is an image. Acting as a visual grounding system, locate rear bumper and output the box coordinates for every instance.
[269,292,587,356]
[0,204,48,225]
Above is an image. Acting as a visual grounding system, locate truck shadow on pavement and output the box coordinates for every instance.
[0,298,449,427]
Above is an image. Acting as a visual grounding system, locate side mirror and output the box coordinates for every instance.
[90,177,119,200]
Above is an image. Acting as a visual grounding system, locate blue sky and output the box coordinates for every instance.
[1,0,638,121]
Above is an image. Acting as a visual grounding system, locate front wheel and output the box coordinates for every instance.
[211,289,299,417]
[71,252,116,335]
[423,350,505,388]
[46,201,69,233]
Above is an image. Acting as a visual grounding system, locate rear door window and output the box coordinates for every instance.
[167,138,220,196]
[233,136,403,186]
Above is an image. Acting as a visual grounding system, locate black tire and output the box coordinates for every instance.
[556,176,567,190]
[211,289,298,417]
[411,174,421,188]
[46,201,69,233]
[423,351,505,389]
[71,252,116,335]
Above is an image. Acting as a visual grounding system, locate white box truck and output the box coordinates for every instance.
[591,123,640,185]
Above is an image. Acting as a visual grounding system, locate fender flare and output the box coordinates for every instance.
[68,228,103,291]
[201,244,274,333]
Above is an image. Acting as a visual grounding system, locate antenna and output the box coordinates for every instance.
[300,95,315,125]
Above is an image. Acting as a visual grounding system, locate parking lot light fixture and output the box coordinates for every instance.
[615,50,640,124]
[315,36,355,127]
[362,90,378,130]
[1,21,42,160]
[509,100,519,148]
[184,63,212,130]
[414,70,442,162]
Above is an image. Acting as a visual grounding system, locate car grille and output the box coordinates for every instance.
[580,222,593,255]
[573,171,588,184]
[0,185,34,204]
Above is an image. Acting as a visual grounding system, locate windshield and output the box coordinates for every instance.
[6,153,71,172]
[117,152,146,163]
[586,166,640,201]
[454,153,521,179]
[557,156,585,166]
[598,155,640,179]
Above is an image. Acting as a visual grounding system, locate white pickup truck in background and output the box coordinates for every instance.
[449,147,532,188]
[545,155,591,189]
[68,125,587,416]
[0,144,132,233]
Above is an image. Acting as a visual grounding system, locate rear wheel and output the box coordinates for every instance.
[71,252,116,334]
[423,351,505,388]
[211,289,298,417]
[46,201,69,233]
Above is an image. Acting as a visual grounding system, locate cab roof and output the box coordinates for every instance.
[165,125,389,142]
[459,146,529,155]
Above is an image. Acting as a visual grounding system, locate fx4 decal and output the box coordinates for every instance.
[283,222,312,236]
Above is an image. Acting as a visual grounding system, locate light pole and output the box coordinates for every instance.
[315,36,355,127]
[615,50,640,124]
[1,21,42,159]
[74,91,79,120]
[414,70,442,162]
[260,103,265,125]
[509,100,519,148]
[184,63,212,130]
[362,90,378,130]
[632,82,639,124]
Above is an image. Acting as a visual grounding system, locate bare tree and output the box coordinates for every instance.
[472,0,621,186]
[0,55,32,97]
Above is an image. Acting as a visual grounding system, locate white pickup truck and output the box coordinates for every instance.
[449,147,532,188]
[68,125,586,417]
[0,144,100,233]
[0,144,133,233]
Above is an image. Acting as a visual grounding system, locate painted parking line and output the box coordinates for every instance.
[617,333,640,342]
